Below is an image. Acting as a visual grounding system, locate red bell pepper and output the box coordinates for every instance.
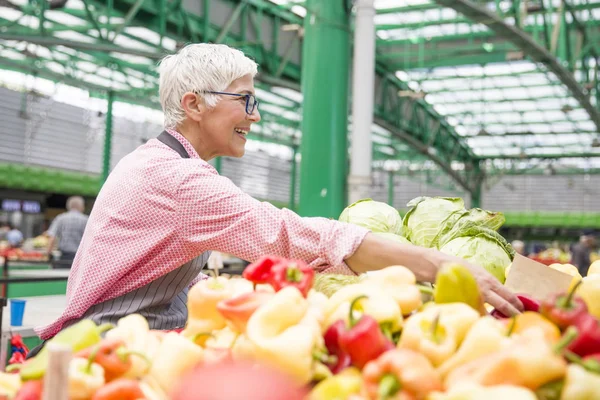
[217,290,274,332]
[566,314,600,357]
[491,294,540,319]
[91,379,145,400]
[267,260,314,298]
[540,280,589,330]
[338,296,395,369]
[323,320,352,374]
[242,256,284,284]
[14,380,42,400]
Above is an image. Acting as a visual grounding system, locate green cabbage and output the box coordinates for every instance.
[429,207,506,248]
[438,224,515,283]
[339,198,403,235]
[456,208,506,231]
[371,232,412,245]
[402,197,465,248]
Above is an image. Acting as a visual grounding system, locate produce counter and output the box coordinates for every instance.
[1,270,69,298]
[0,295,66,370]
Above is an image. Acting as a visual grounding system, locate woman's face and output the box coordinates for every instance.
[198,74,261,158]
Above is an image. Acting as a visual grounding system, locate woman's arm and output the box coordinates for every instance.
[346,232,524,317]
[177,163,522,317]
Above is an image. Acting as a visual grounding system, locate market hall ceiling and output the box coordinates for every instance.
[1,0,599,183]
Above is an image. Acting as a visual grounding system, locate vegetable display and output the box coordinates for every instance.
[5,252,600,399]
[4,196,599,399]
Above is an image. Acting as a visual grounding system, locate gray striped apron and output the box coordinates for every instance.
[67,131,210,330]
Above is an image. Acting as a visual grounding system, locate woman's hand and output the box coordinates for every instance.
[345,233,524,317]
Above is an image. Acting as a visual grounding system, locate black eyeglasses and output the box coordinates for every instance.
[204,91,259,115]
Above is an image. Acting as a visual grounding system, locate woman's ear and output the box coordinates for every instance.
[181,92,205,122]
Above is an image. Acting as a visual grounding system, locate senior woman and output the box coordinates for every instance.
[35,43,522,344]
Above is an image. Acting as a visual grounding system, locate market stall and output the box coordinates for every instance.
[0,197,597,399]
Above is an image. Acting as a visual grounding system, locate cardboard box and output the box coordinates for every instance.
[505,254,573,301]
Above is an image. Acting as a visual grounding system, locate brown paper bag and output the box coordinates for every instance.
[504,254,573,301]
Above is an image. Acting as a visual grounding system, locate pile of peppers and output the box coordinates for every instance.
[2,253,600,400]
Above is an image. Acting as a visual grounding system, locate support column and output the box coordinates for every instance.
[471,163,482,208]
[102,90,114,184]
[214,157,222,173]
[387,170,394,206]
[348,0,376,204]
[290,145,298,211]
[298,0,351,218]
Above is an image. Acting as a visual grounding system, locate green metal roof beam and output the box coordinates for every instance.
[376,3,440,14]
[434,0,600,133]
[475,152,600,160]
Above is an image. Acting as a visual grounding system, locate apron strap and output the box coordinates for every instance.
[157,131,190,159]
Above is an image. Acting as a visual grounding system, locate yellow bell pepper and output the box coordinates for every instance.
[578,274,600,319]
[437,316,509,378]
[428,383,537,400]
[204,326,238,349]
[0,372,21,399]
[325,283,403,333]
[444,327,567,391]
[361,265,422,315]
[105,313,159,378]
[398,303,480,367]
[560,363,600,400]
[308,367,364,400]
[246,286,323,384]
[149,332,204,393]
[231,333,259,362]
[418,304,480,344]
[587,260,600,276]
[68,358,105,400]
[433,263,485,315]
[182,276,234,345]
[549,263,582,291]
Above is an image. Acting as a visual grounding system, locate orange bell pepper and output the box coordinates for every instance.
[503,312,561,343]
[362,349,442,400]
[444,327,567,391]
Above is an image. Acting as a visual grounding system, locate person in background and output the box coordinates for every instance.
[46,196,89,268]
[511,240,525,256]
[571,231,596,277]
[5,223,23,248]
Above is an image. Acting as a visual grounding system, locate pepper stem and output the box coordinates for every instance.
[417,284,434,296]
[506,315,518,337]
[564,351,600,374]
[116,347,152,371]
[192,332,217,345]
[430,313,441,344]
[378,373,401,400]
[311,350,338,365]
[86,345,100,374]
[96,323,114,335]
[348,295,368,328]
[286,266,304,283]
[553,326,579,355]
[559,279,584,309]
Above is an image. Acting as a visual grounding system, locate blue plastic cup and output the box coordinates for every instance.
[10,299,26,327]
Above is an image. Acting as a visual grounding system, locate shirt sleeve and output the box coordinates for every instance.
[176,162,369,274]
[46,215,62,238]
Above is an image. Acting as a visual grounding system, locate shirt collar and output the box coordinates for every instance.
[165,129,201,160]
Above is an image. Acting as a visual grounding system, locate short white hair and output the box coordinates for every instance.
[159,43,259,129]
[66,196,85,211]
